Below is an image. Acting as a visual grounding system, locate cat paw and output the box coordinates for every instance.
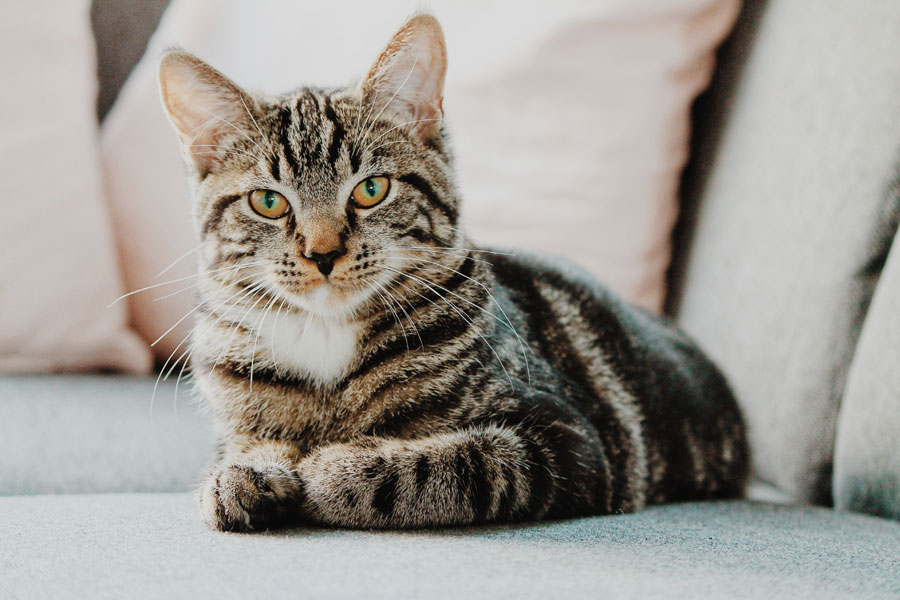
[198,464,301,532]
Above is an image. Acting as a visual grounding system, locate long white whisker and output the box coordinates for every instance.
[361,118,441,155]
[269,296,289,376]
[250,294,280,392]
[369,282,408,351]
[156,243,204,279]
[239,94,266,139]
[152,271,260,303]
[354,87,379,152]
[367,140,416,155]
[403,246,516,257]
[150,326,194,417]
[109,260,273,306]
[382,253,495,267]
[381,266,515,389]
[360,56,419,144]
[185,98,268,159]
[191,148,267,162]
[211,284,272,375]
[384,255,531,384]
[380,278,423,350]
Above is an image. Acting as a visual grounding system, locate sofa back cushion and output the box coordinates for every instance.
[671,0,900,503]
[0,0,151,374]
[98,0,739,362]
[833,222,900,521]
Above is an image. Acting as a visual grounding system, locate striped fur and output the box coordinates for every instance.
[158,14,749,532]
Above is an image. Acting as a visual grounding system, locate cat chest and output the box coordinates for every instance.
[253,308,360,384]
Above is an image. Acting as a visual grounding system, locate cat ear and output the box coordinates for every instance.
[360,14,447,142]
[158,50,255,173]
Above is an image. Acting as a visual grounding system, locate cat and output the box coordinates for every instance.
[157,13,749,532]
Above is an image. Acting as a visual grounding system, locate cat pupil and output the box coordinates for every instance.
[365,179,377,197]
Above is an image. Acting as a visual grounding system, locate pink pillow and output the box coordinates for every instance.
[102,0,738,362]
[0,0,151,373]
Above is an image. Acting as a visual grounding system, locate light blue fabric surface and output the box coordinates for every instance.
[1,494,898,600]
[0,375,214,494]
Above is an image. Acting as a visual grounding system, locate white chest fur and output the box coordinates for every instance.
[249,307,360,384]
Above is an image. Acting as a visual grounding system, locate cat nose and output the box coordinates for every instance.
[305,248,346,276]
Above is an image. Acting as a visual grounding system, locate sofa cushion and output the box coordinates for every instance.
[100,0,739,363]
[670,0,900,503]
[834,222,900,521]
[0,0,151,374]
[1,494,897,599]
[0,375,213,495]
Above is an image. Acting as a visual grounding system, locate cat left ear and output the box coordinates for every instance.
[158,50,255,173]
[360,14,447,143]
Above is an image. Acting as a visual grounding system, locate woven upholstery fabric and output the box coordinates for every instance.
[672,0,900,503]
[834,218,900,521]
[2,494,899,600]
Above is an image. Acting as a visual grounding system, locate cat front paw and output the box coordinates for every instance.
[198,464,302,532]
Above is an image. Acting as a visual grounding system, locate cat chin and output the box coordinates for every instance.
[288,282,371,319]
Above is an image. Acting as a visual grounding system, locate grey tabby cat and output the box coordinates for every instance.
[157,14,749,532]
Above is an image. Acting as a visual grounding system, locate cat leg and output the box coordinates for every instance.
[201,420,608,532]
[296,422,608,528]
[198,437,305,532]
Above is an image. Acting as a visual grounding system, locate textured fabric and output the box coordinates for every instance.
[0,1,151,374]
[671,0,900,503]
[1,495,898,599]
[834,221,900,521]
[0,375,213,495]
[100,0,738,361]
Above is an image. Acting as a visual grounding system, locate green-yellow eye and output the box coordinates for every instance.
[351,176,390,208]
[249,189,289,219]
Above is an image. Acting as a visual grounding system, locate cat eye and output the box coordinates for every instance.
[351,176,390,208]
[249,190,290,219]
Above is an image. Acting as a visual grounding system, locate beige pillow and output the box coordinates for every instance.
[0,0,151,373]
[102,0,738,362]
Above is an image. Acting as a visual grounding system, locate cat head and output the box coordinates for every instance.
[158,14,459,319]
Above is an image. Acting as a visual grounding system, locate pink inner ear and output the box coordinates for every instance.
[362,15,447,137]
[159,53,252,169]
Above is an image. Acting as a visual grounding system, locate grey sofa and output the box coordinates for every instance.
[3,1,900,598]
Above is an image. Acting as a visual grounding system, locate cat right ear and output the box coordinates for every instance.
[359,14,447,143]
[158,50,255,174]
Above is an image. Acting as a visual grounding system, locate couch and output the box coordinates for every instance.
[3,1,899,598]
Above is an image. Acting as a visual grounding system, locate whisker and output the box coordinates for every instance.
[239,94,266,140]
[184,98,268,159]
[152,271,260,303]
[150,326,194,417]
[380,278,424,350]
[173,344,194,415]
[210,283,273,375]
[367,139,416,155]
[354,87,380,153]
[250,294,281,392]
[382,253,495,267]
[381,266,515,390]
[361,118,441,155]
[156,243,204,279]
[383,255,532,384]
[360,56,419,144]
[369,281,408,351]
[149,274,270,348]
[109,260,273,306]
[269,296,289,376]
[191,148,267,162]
[402,246,516,257]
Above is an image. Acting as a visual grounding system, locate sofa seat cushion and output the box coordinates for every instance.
[0,375,214,495]
[1,495,897,599]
